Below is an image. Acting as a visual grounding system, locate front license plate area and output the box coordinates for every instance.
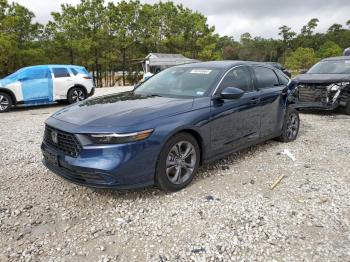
[43,149,59,166]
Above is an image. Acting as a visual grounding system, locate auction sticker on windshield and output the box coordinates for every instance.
[190,69,212,74]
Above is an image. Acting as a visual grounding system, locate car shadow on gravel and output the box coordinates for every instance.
[91,187,167,200]
[196,140,276,176]
[11,103,63,113]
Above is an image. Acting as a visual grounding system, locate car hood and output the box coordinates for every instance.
[0,78,16,87]
[294,73,350,84]
[52,91,194,128]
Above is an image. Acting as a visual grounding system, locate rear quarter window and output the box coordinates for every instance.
[70,68,79,76]
[80,68,90,75]
[276,70,290,85]
[53,68,70,78]
[253,67,280,89]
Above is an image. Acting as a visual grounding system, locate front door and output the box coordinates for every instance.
[252,66,287,138]
[20,67,52,104]
[209,66,261,156]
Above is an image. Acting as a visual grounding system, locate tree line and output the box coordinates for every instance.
[1,0,350,86]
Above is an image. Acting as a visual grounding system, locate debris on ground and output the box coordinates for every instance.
[281,149,296,161]
[270,175,286,190]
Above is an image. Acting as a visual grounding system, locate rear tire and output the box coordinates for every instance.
[0,92,13,113]
[277,107,300,142]
[345,98,350,115]
[155,133,200,192]
[67,87,87,104]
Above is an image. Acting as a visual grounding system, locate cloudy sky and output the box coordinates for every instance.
[11,0,350,39]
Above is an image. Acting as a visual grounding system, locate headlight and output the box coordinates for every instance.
[328,82,349,92]
[329,84,340,91]
[88,129,154,144]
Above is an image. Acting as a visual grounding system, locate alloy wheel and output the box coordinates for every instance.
[166,141,197,185]
[0,95,9,111]
[71,89,85,102]
[286,113,299,140]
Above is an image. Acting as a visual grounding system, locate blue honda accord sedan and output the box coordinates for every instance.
[41,61,300,191]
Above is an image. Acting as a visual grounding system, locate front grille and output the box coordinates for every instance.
[298,85,328,102]
[44,125,82,157]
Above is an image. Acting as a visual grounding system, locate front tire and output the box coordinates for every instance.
[156,133,200,192]
[277,108,300,142]
[0,92,13,113]
[345,98,350,115]
[67,87,87,104]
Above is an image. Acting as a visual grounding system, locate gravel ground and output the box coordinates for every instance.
[1,87,350,261]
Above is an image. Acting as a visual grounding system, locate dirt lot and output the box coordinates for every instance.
[0,88,350,261]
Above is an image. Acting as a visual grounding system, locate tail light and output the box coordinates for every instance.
[83,75,92,79]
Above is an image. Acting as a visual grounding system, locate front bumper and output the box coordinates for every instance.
[41,137,158,189]
[292,101,339,110]
[293,83,349,110]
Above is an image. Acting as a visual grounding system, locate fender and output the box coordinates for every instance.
[157,124,206,165]
[0,88,17,105]
[67,84,88,97]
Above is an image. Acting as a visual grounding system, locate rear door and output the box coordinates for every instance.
[52,67,73,99]
[20,66,53,104]
[209,66,261,156]
[252,66,287,138]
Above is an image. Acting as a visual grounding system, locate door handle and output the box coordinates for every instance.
[250,98,261,104]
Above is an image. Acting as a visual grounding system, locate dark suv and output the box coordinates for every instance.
[293,56,350,115]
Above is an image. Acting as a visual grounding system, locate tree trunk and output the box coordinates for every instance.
[94,47,99,87]
[92,65,97,87]
[70,48,74,64]
[122,48,126,86]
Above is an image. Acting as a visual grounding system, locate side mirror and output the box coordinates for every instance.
[215,87,244,100]
[299,69,308,74]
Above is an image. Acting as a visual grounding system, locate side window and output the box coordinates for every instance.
[53,68,70,78]
[21,69,49,80]
[276,70,289,85]
[253,67,280,89]
[70,68,78,76]
[218,66,252,92]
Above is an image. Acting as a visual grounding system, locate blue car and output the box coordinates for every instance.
[0,65,95,112]
[41,61,300,191]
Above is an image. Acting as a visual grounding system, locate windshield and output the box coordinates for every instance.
[3,68,26,80]
[308,60,350,74]
[135,66,222,98]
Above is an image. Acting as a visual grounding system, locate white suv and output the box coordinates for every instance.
[0,65,95,112]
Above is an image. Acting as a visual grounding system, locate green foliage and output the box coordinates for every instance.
[0,0,350,82]
[328,23,343,33]
[301,18,319,36]
[279,25,296,45]
[43,0,220,86]
[317,41,342,58]
[285,47,318,70]
[0,0,44,76]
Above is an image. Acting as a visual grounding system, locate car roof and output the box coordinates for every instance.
[265,62,281,65]
[321,56,350,62]
[178,60,276,71]
[21,65,85,70]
